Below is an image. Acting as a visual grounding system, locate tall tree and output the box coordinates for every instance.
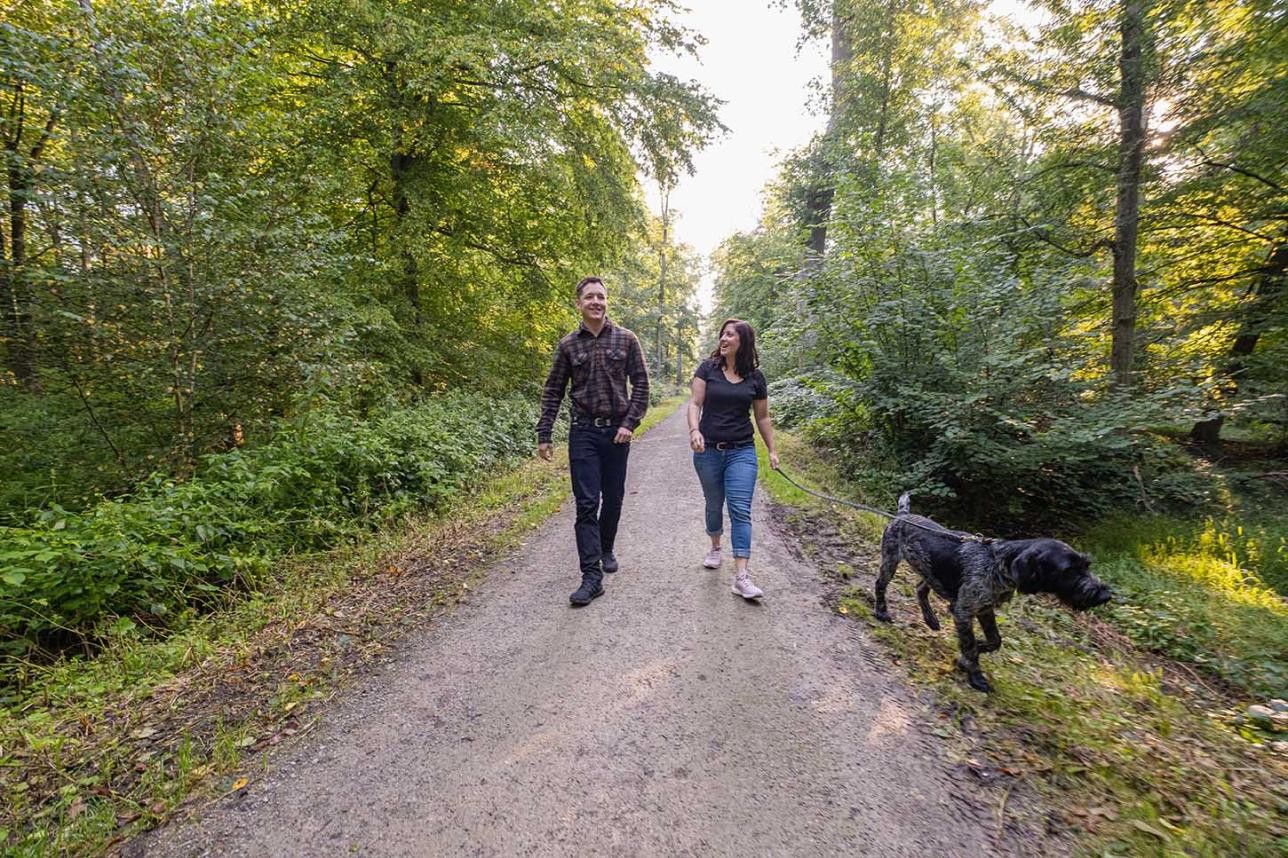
[1,2,66,389]
[1109,0,1153,388]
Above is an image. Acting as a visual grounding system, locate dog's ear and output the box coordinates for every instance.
[1010,546,1043,593]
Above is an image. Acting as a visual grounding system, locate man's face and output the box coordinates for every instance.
[576,282,607,325]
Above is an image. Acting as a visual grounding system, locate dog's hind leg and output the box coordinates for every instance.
[952,608,991,693]
[977,609,1002,654]
[916,582,940,631]
[873,533,900,623]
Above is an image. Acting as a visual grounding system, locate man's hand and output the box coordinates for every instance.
[613,427,633,444]
[538,442,553,461]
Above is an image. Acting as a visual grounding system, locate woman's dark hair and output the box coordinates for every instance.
[708,318,759,378]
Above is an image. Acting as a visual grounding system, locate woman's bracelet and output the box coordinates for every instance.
[689,428,700,435]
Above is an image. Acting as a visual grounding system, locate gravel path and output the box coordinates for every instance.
[134,407,1010,856]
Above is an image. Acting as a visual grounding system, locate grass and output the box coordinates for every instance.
[0,398,685,856]
[1088,516,1288,700]
[760,431,1288,857]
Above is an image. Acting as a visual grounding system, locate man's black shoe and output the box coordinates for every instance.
[601,552,619,574]
[569,578,604,606]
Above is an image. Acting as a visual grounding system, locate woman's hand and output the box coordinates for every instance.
[769,450,780,470]
[689,428,705,452]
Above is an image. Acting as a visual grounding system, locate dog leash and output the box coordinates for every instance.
[769,465,986,543]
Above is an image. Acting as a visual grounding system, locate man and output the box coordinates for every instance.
[537,276,650,606]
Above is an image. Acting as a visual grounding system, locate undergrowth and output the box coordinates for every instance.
[0,392,539,658]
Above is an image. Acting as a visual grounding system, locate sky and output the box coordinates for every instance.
[646,1,830,312]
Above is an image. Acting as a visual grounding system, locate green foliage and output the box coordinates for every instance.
[714,0,1288,527]
[765,375,843,431]
[1,0,717,514]
[1088,515,1288,698]
[0,392,537,652]
[792,242,1220,525]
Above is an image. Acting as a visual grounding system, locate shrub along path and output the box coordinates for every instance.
[131,406,1052,856]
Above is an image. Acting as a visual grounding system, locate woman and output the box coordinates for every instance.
[688,318,780,600]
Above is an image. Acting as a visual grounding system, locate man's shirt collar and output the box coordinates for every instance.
[578,317,615,338]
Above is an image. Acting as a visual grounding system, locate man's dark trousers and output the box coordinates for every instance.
[568,423,630,579]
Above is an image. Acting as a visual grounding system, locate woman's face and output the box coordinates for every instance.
[718,324,741,358]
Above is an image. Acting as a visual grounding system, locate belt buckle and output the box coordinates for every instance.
[593,417,612,428]
[715,441,730,450]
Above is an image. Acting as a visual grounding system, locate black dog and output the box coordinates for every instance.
[873,493,1112,692]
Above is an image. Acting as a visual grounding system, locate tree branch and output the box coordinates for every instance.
[1017,216,1112,258]
[1021,160,1115,184]
[1200,160,1284,193]
[990,66,1116,108]
[29,101,61,162]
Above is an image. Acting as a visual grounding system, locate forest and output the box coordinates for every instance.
[1,0,1285,853]
[715,0,1285,526]
[2,0,716,650]
[5,0,1280,651]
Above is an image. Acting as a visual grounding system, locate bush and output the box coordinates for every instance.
[766,374,844,431]
[786,247,1221,530]
[0,392,538,653]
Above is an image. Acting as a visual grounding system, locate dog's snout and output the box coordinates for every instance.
[1085,584,1113,609]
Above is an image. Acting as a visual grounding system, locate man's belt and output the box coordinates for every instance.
[573,412,618,428]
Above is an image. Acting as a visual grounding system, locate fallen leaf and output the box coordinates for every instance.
[230,777,248,792]
[1128,820,1169,840]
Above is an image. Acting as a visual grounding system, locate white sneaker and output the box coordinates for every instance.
[732,572,763,600]
[702,549,722,569]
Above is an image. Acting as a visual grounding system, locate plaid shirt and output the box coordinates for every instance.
[536,319,650,442]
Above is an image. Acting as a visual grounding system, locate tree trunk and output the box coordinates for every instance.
[3,160,38,387]
[656,186,669,376]
[2,74,58,390]
[1190,243,1288,448]
[388,65,422,332]
[806,5,853,257]
[391,149,421,327]
[1109,0,1150,389]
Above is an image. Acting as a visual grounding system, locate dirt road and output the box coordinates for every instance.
[135,408,1013,856]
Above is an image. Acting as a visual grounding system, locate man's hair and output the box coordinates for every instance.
[575,276,605,298]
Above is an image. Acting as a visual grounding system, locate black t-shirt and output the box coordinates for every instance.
[694,358,768,444]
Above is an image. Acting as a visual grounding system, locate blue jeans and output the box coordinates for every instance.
[693,445,758,558]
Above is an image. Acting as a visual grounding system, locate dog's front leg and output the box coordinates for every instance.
[873,540,899,623]
[916,582,940,631]
[977,609,1002,654]
[952,609,991,693]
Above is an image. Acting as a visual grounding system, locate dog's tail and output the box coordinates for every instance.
[896,492,912,515]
